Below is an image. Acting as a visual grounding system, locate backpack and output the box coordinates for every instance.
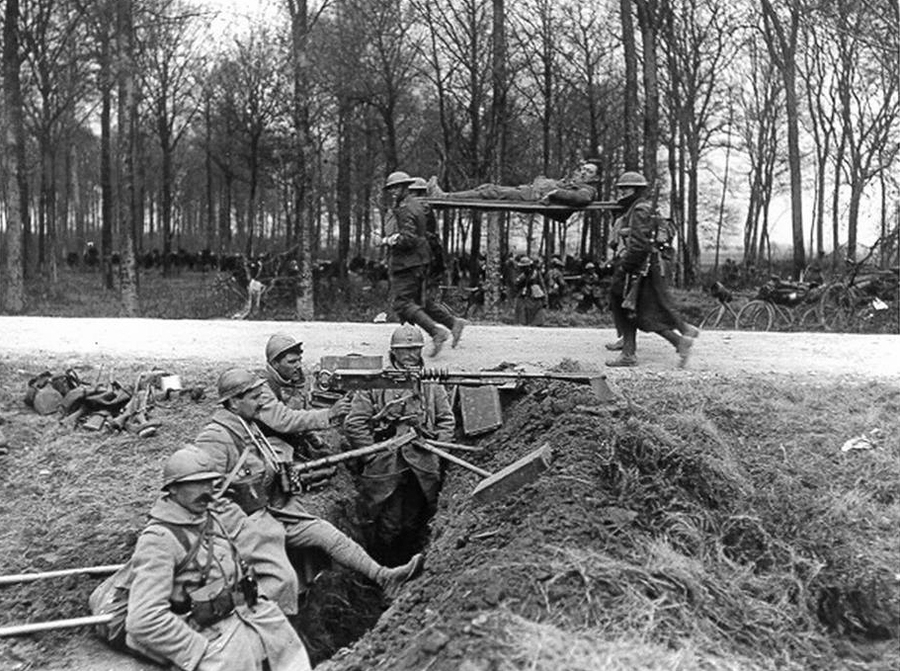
[88,522,199,649]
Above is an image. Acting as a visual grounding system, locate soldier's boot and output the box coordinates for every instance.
[605,337,624,351]
[376,553,426,599]
[450,318,469,348]
[411,309,451,357]
[658,329,694,368]
[328,533,425,598]
[682,323,700,338]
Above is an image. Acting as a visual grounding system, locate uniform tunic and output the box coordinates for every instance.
[125,496,310,671]
[343,376,454,542]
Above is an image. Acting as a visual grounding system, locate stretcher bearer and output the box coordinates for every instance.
[382,170,466,357]
[606,171,699,368]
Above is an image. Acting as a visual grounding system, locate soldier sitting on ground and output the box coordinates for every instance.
[125,446,312,671]
[344,325,455,564]
[194,369,425,618]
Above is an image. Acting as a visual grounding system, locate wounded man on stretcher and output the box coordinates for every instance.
[425,161,600,208]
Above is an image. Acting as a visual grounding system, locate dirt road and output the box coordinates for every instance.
[1,316,898,380]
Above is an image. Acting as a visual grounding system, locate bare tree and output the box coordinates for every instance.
[832,0,899,260]
[20,0,91,283]
[2,0,28,312]
[116,0,139,314]
[139,0,206,275]
[759,0,805,279]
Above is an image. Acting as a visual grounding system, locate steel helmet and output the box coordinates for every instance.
[161,446,221,489]
[615,171,648,188]
[216,368,265,404]
[266,333,302,363]
[408,177,428,192]
[516,256,533,267]
[390,324,425,349]
[584,262,596,270]
[384,171,415,190]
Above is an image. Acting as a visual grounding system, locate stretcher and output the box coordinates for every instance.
[425,198,619,222]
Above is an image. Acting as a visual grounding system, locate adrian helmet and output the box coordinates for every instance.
[615,171,648,188]
[390,324,426,349]
[408,177,428,193]
[516,256,533,268]
[384,171,415,190]
[216,368,265,404]
[265,333,302,363]
[162,446,221,489]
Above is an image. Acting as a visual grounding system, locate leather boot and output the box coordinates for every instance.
[450,318,469,348]
[376,553,426,599]
[412,309,450,357]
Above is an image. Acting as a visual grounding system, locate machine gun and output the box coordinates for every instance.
[313,366,614,402]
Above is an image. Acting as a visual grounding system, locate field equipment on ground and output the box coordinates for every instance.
[418,440,552,505]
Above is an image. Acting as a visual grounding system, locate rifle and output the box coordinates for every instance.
[313,367,614,402]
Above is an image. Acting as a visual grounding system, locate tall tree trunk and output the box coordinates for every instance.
[635,0,660,187]
[336,101,351,278]
[484,0,506,310]
[760,0,805,279]
[2,0,26,312]
[99,28,115,290]
[287,0,315,319]
[117,0,139,315]
[620,0,640,170]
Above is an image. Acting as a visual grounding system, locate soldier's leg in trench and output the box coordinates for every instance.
[283,517,423,593]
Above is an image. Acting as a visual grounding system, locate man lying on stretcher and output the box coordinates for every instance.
[425,161,599,207]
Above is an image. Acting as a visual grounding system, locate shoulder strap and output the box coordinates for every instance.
[146,520,204,574]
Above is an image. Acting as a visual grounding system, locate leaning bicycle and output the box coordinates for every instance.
[699,282,741,329]
[736,276,823,331]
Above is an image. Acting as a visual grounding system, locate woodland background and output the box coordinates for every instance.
[0,0,897,318]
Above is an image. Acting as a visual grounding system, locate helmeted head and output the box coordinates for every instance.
[217,368,265,419]
[615,171,648,207]
[266,333,304,383]
[517,256,533,269]
[162,446,221,489]
[407,177,428,194]
[584,261,596,272]
[162,446,221,514]
[384,170,415,191]
[389,323,425,370]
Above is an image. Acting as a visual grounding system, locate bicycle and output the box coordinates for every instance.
[736,276,823,331]
[817,260,899,332]
[699,282,740,329]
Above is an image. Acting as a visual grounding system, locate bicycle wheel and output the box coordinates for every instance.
[819,285,859,332]
[701,305,725,329]
[797,306,824,332]
[737,300,774,331]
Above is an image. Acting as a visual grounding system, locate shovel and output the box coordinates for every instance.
[419,440,552,505]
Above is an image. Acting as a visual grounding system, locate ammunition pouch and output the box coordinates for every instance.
[190,588,235,627]
[228,474,269,514]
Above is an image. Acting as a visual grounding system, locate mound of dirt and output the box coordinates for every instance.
[315,374,900,671]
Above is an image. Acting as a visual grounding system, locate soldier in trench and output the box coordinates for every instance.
[194,368,425,616]
[343,324,455,565]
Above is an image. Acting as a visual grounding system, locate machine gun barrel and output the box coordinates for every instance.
[316,367,613,401]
